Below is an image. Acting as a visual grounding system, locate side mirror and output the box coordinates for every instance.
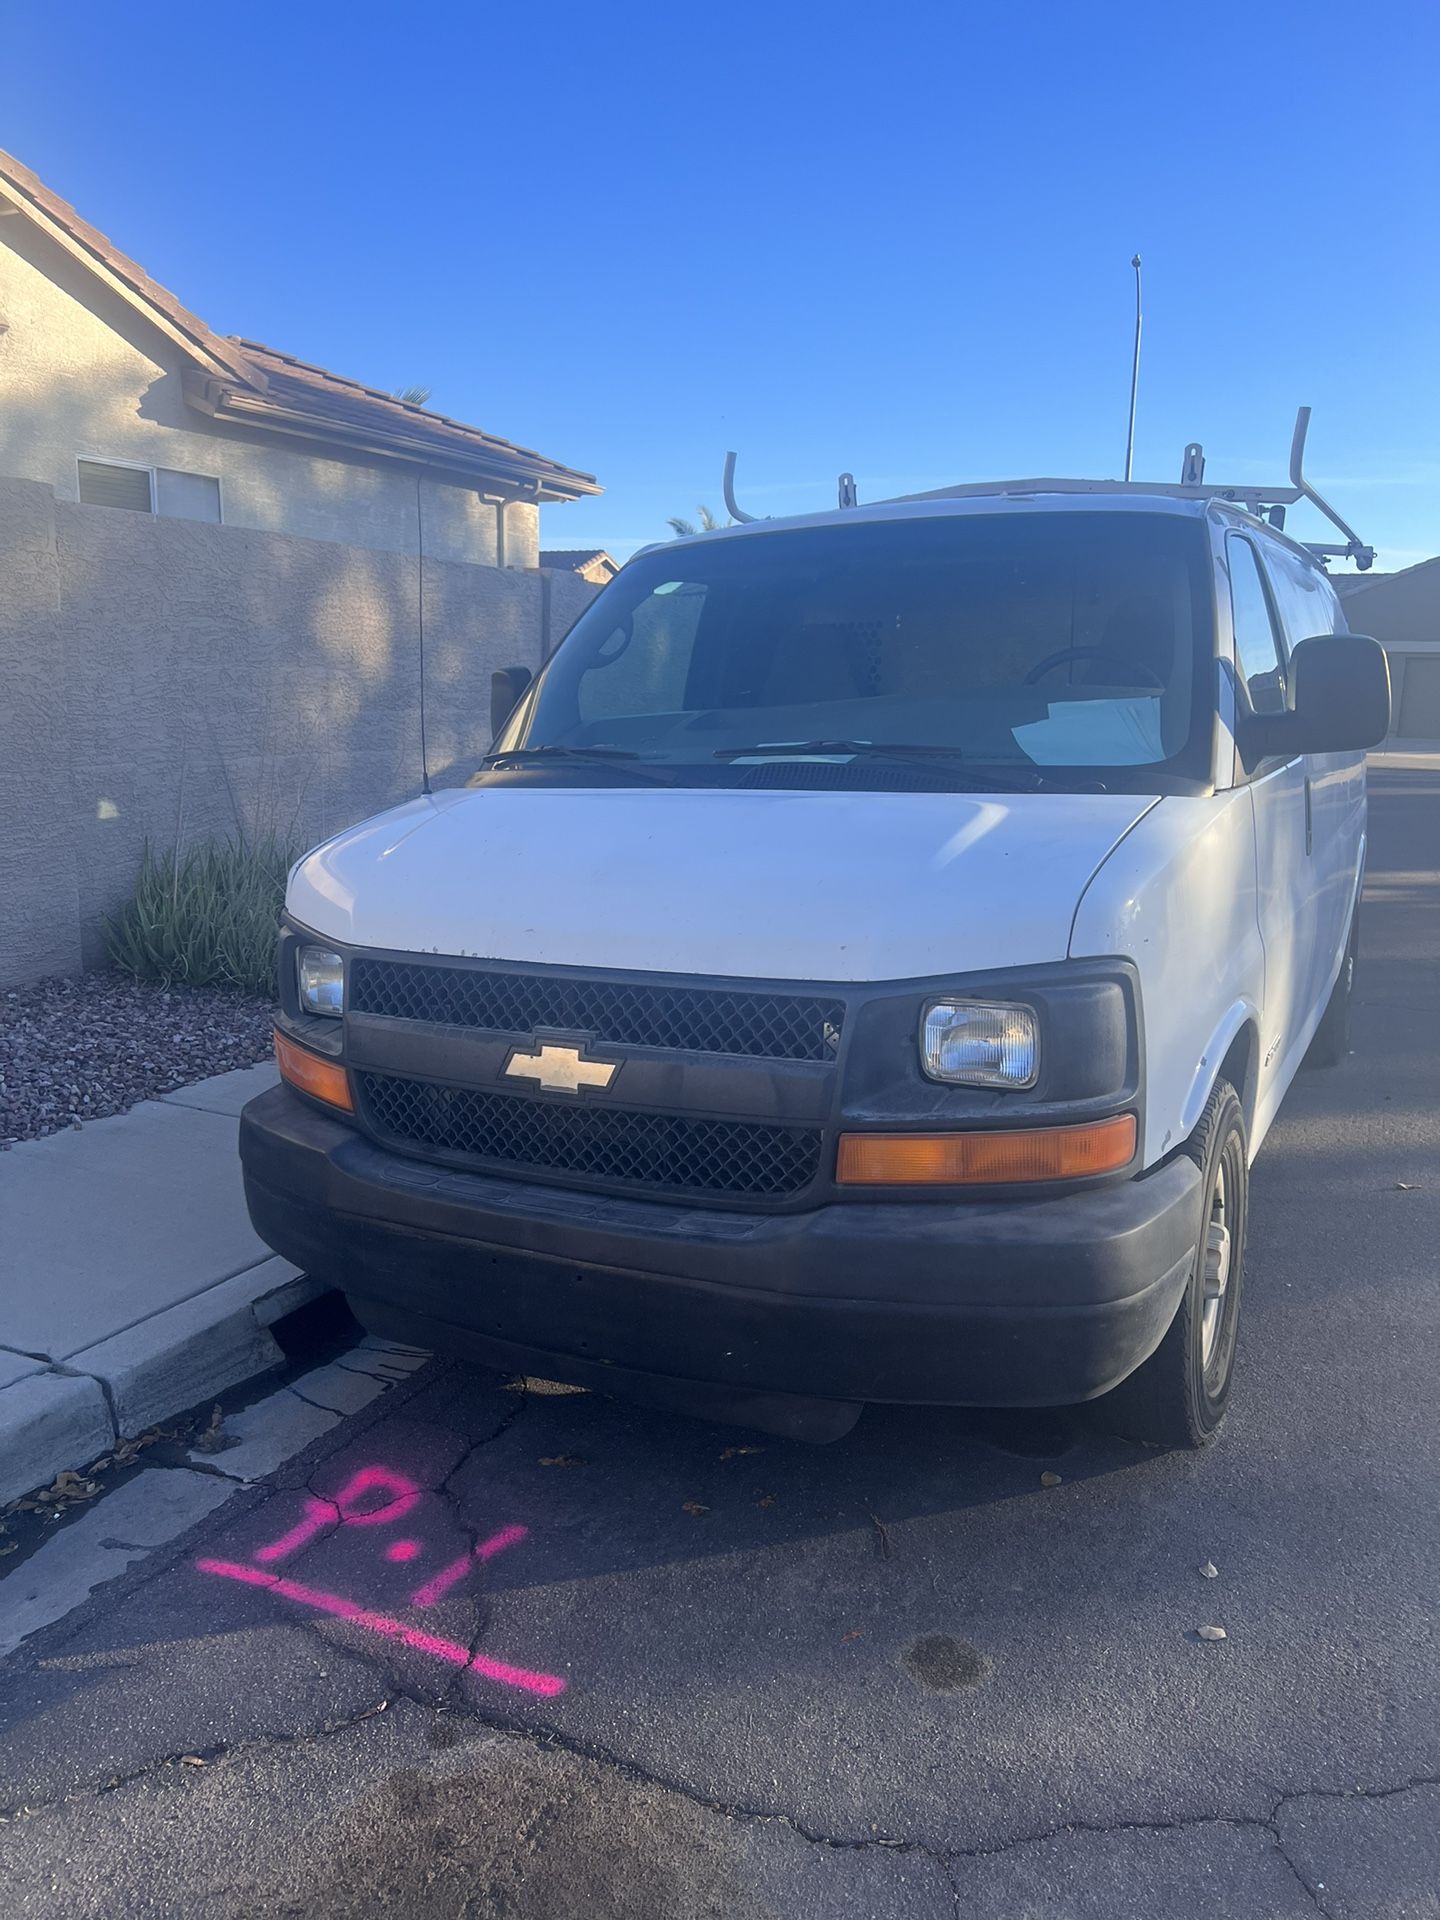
[490,665,533,742]
[1241,633,1390,763]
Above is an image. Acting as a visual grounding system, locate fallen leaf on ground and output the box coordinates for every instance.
[180,1755,207,1767]
[755,1493,776,1508]
[111,1435,152,1466]
[191,1406,236,1456]
[841,1629,865,1643]
[681,1501,710,1517]
[31,1470,100,1509]
[1194,1625,1227,1641]
[1200,1560,1219,1579]
[538,1455,585,1468]
[1040,1471,1063,1488]
[870,1512,892,1559]
[720,1445,764,1460]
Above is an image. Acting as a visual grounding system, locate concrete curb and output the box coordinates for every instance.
[0,1063,329,1507]
[0,1373,114,1507]
[0,1259,323,1507]
[70,1259,323,1445]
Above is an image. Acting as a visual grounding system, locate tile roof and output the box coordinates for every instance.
[0,148,599,501]
[209,342,599,498]
[0,147,256,383]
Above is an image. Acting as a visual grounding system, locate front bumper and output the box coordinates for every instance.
[240,1084,1203,1433]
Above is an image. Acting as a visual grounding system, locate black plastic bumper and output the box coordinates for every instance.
[240,1085,1203,1432]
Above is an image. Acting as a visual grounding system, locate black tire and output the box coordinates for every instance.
[1099,1080,1248,1449]
[1307,909,1358,1068]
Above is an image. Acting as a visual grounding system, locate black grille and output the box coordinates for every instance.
[356,1071,822,1198]
[349,958,843,1063]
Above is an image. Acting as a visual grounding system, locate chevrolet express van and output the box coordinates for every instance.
[240,472,1390,1448]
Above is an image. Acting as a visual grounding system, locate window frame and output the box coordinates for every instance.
[1225,531,1291,714]
[74,455,225,525]
[75,454,155,514]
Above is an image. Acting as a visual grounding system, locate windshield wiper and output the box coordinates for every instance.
[711,741,1044,790]
[480,745,675,783]
[714,738,977,761]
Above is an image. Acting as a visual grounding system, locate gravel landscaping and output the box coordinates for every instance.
[1,973,274,1147]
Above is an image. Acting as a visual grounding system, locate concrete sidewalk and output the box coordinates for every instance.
[0,1062,322,1504]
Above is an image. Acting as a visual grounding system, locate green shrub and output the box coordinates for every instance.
[106,837,295,994]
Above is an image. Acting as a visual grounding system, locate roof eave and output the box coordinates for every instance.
[0,168,263,388]
[182,370,601,501]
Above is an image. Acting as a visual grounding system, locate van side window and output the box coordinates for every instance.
[1261,544,1339,650]
[1227,536,1288,716]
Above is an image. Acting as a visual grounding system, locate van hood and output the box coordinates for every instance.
[288,787,1157,982]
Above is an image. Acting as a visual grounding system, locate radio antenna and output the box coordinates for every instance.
[1123,254,1142,482]
[415,472,432,794]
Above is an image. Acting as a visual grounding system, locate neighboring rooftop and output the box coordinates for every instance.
[1334,554,1440,599]
[539,548,620,583]
[0,147,599,503]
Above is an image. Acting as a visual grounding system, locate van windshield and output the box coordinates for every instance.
[495,512,1214,793]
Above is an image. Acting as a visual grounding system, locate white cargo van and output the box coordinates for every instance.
[241,429,1390,1447]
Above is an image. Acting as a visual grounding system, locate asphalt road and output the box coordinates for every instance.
[2,772,1436,1919]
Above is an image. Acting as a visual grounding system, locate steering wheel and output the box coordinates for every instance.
[1023,646,1165,689]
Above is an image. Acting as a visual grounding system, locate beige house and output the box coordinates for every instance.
[0,149,598,568]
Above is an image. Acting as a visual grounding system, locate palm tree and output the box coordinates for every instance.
[667,504,727,537]
[391,384,432,407]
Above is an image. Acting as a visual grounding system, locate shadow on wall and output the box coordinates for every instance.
[0,465,599,984]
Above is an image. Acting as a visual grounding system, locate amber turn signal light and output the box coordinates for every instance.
[274,1028,353,1113]
[836,1113,1136,1186]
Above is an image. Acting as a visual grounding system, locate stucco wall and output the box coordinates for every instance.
[0,477,598,985]
[0,215,539,567]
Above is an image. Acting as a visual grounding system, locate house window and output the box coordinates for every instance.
[155,468,222,524]
[76,459,223,524]
[77,458,153,512]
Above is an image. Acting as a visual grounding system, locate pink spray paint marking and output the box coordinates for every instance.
[201,1463,563,1697]
[410,1524,528,1608]
[254,1466,422,1565]
[196,1558,566,1697]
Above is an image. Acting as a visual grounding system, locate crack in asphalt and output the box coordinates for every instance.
[0,1697,395,1824]
[434,1384,532,1707]
[5,1370,1433,1905]
[287,1387,350,1417]
[3,1668,1435,1915]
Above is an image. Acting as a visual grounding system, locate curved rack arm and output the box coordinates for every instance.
[1290,407,1375,570]
[722,451,759,524]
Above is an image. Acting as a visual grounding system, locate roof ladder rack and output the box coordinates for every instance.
[1288,407,1375,571]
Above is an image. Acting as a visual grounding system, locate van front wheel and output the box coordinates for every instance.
[1099,1080,1248,1449]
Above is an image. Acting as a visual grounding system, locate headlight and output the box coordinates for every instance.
[297,946,344,1017]
[921,999,1039,1088]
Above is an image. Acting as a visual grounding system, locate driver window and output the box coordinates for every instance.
[1227,536,1287,716]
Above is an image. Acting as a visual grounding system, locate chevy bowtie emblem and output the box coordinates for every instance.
[502,1042,619,1096]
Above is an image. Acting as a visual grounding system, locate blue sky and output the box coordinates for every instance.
[4,1,1436,569]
